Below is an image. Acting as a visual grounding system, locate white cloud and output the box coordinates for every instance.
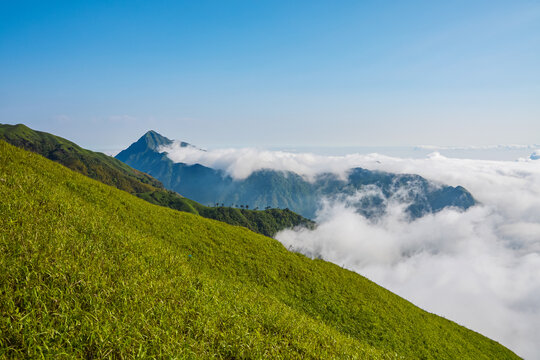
[276,156,540,359]
[160,141,540,183]
[160,141,369,180]
[416,144,539,151]
[161,141,540,358]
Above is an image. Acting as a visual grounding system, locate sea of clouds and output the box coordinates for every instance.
[162,143,540,359]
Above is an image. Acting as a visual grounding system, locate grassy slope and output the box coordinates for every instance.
[0,123,313,237]
[0,123,162,192]
[0,141,520,359]
[138,190,314,237]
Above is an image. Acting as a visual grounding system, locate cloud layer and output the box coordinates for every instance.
[277,155,540,359]
[162,142,540,358]
[161,141,540,181]
[416,144,539,151]
[161,142,370,180]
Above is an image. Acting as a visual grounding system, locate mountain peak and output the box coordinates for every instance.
[115,130,173,162]
[115,130,196,163]
[141,130,173,150]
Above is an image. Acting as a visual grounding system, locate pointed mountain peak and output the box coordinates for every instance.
[115,130,196,162]
[141,130,195,150]
[140,130,173,150]
[115,130,173,162]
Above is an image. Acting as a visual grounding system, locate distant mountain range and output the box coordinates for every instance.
[0,124,313,237]
[117,131,476,220]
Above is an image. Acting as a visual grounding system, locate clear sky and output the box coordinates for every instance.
[1,0,539,151]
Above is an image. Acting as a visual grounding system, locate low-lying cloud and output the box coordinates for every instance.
[162,141,540,358]
[416,144,539,151]
[161,142,369,180]
[277,156,540,359]
[161,141,540,182]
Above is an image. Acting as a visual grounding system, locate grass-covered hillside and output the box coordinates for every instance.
[0,123,162,192]
[0,140,520,359]
[0,123,312,237]
[139,190,313,238]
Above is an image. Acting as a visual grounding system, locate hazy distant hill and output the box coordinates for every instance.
[117,131,476,219]
[0,140,519,359]
[0,123,312,237]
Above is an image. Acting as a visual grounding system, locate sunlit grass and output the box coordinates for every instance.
[0,123,313,238]
[0,141,519,359]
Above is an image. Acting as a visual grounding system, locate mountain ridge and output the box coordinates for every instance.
[117,130,476,219]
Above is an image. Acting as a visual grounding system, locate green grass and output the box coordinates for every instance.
[0,123,313,237]
[138,190,314,237]
[0,141,520,359]
[0,123,162,192]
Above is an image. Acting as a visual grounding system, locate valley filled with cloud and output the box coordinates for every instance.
[163,144,540,359]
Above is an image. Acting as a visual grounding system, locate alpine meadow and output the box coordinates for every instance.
[1,1,538,359]
[0,138,519,358]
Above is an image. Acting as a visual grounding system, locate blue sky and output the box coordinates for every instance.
[1,0,539,151]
